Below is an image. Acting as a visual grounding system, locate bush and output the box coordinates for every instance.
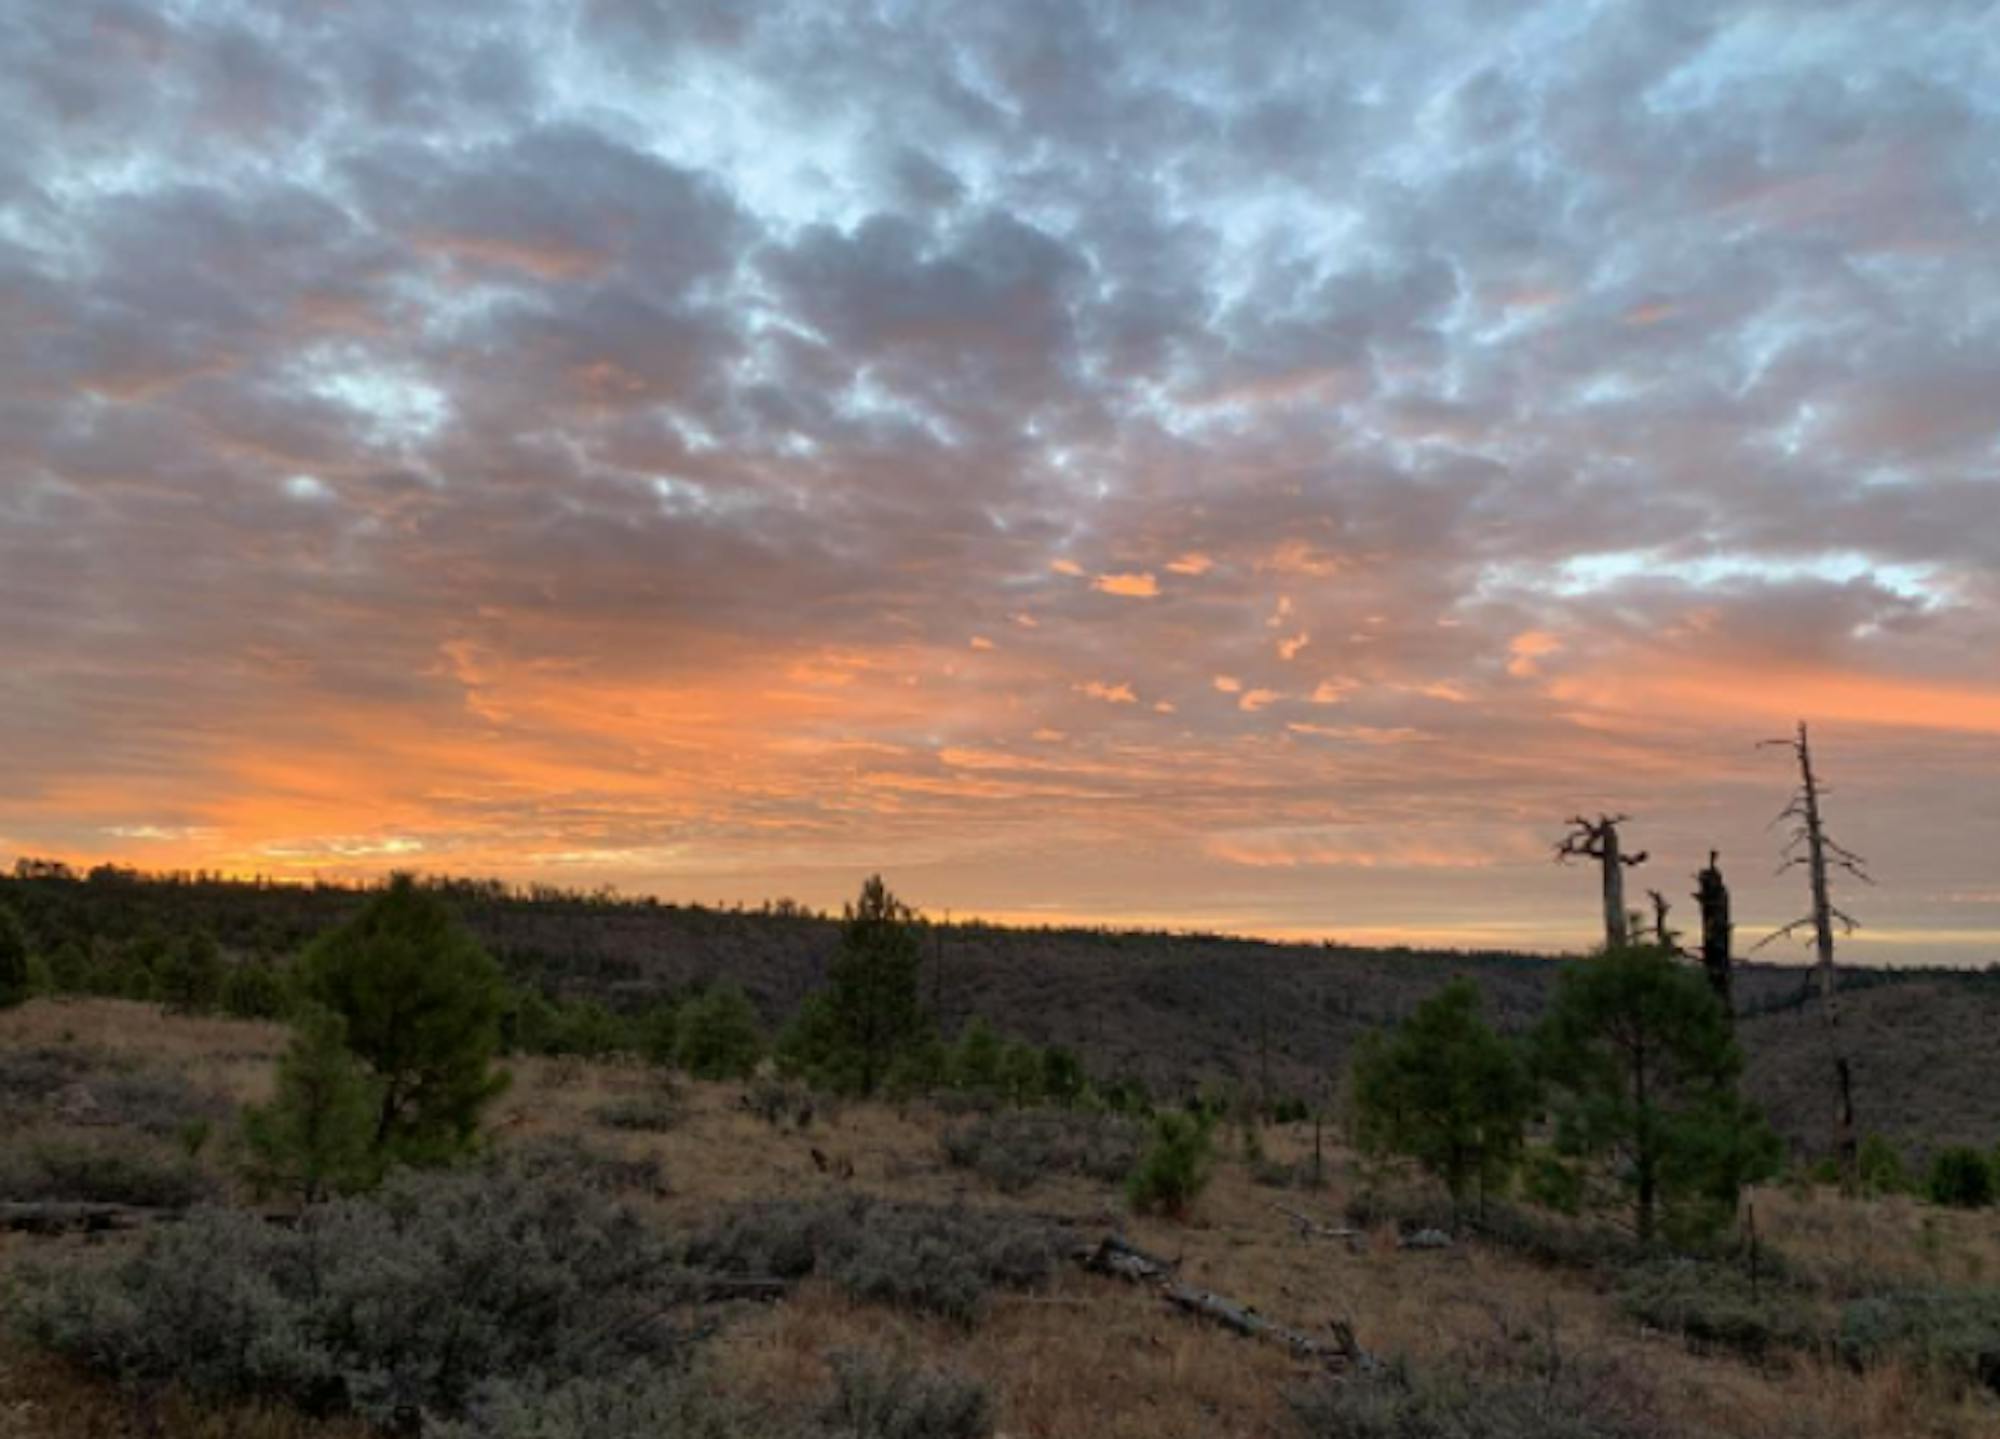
[1856,1133,1910,1197]
[1289,1338,1671,1439]
[1926,1147,1995,1209]
[220,960,292,1020]
[509,1134,668,1196]
[593,1085,685,1133]
[1126,1111,1214,1218]
[940,1111,1141,1194]
[0,903,31,1009]
[0,1133,216,1207]
[744,1075,816,1128]
[430,1367,748,1439]
[688,1197,1071,1326]
[675,984,764,1080]
[156,931,225,1015]
[825,1350,994,1439]
[1618,1260,1821,1361]
[13,1167,691,1424]
[1839,1289,2000,1394]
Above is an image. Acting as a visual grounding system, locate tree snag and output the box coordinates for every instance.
[1757,722,1871,1188]
[1693,851,1734,1018]
[1556,815,1649,950]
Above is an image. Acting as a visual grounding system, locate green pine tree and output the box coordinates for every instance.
[949,1016,1004,1096]
[1533,945,1780,1244]
[674,983,765,1079]
[239,1005,383,1203]
[1350,977,1533,1221]
[158,930,226,1014]
[294,875,511,1165]
[821,875,930,1096]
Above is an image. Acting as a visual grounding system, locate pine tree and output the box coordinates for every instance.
[821,875,930,1096]
[238,1005,382,1203]
[1533,945,1780,1243]
[294,875,511,1164]
[1350,978,1532,1221]
[674,983,764,1079]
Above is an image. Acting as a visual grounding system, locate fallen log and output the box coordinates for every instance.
[1271,1203,1365,1250]
[0,1201,178,1234]
[1076,1234,1370,1370]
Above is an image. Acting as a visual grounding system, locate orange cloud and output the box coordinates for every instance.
[1507,630,1562,677]
[1166,552,1214,575]
[1093,572,1159,598]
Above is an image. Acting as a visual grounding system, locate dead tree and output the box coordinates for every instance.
[1692,851,1734,1017]
[1556,815,1649,949]
[1646,889,1678,950]
[1757,722,1872,1186]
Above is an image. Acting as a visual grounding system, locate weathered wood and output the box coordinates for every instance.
[1694,850,1734,1016]
[1077,1234,1370,1369]
[0,1201,176,1233]
[1270,1203,1364,1249]
[1556,815,1648,950]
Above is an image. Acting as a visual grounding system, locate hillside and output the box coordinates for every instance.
[3,864,1995,1160]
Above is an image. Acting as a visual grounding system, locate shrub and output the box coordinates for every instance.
[13,1167,690,1424]
[825,1350,994,1439]
[1926,1147,1995,1209]
[1618,1260,1821,1361]
[1839,1289,2000,1394]
[593,1086,685,1133]
[294,874,511,1165]
[220,960,292,1020]
[1126,1110,1214,1218]
[948,1017,1004,1096]
[675,983,764,1080]
[688,1197,1071,1326]
[509,1134,668,1195]
[0,903,30,1009]
[157,931,226,1015]
[940,1110,1142,1194]
[0,1133,216,1207]
[431,1367,747,1439]
[744,1075,816,1128]
[1289,1336,1671,1439]
[1856,1133,1910,1197]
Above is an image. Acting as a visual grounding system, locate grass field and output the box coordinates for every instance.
[2,998,1997,1439]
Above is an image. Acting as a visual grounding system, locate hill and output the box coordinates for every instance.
[3,861,1995,1160]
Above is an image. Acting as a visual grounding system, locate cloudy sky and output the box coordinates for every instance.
[4,1,1998,959]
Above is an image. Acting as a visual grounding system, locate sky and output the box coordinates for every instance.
[3,1,1998,961]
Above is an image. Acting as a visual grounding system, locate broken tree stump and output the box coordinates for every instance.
[1076,1234,1371,1369]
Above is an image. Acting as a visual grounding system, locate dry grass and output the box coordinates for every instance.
[3,999,1996,1439]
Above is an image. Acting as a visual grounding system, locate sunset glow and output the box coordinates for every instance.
[4,1,1998,961]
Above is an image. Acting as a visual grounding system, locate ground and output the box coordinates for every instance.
[1,998,1996,1438]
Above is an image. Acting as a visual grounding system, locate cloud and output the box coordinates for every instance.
[1,0,1996,955]
[1093,572,1159,598]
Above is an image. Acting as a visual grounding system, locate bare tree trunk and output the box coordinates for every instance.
[1694,851,1733,1017]
[1796,725,1858,1184]
[1760,722,1868,1189]
[1557,815,1648,951]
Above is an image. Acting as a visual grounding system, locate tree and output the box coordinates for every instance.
[948,1016,1004,1095]
[820,875,930,1096]
[1350,978,1533,1221]
[1692,851,1735,1015]
[220,960,292,1021]
[294,875,511,1164]
[1556,815,1649,949]
[1758,721,1870,1187]
[1533,946,1779,1244]
[674,983,764,1079]
[238,1005,382,1203]
[1041,1046,1086,1108]
[999,1041,1044,1107]
[0,903,31,1009]
[158,930,226,1014]
[1127,1110,1215,1218]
